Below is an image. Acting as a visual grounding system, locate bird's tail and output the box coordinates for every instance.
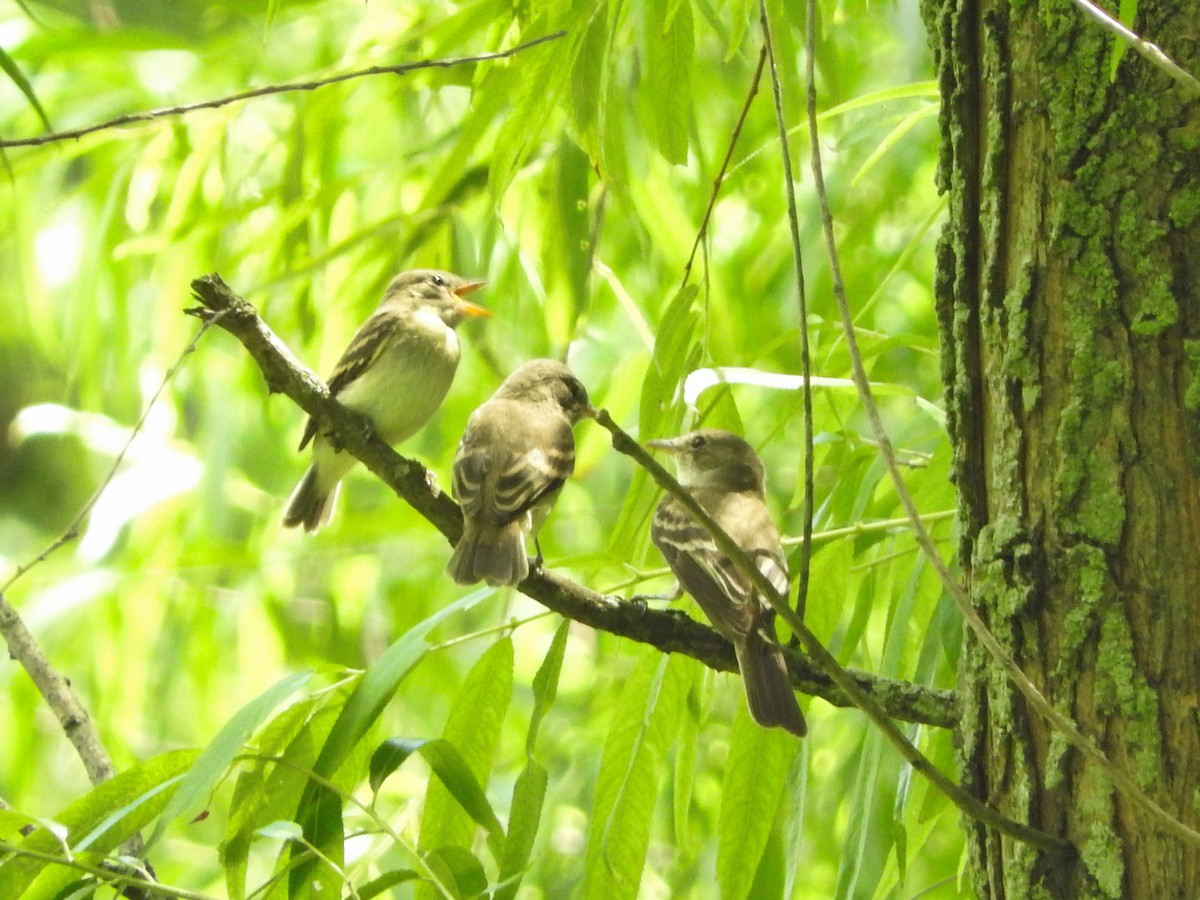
[736,630,808,737]
[282,467,339,533]
[447,520,529,586]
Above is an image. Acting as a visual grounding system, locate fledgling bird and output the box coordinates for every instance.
[447,359,593,586]
[282,269,489,532]
[649,429,807,737]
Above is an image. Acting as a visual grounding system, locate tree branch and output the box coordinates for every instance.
[1069,0,1200,95]
[0,31,566,149]
[186,272,956,729]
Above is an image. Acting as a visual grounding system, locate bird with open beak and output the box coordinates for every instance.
[283,269,489,532]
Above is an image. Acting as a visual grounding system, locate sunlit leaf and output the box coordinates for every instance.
[0,45,51,132]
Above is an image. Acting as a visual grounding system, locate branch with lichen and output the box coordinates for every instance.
[186,272,956,729]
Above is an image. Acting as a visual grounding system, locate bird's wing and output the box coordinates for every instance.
[297,309,401,451]
[452,402,575,527]
[652,498,758,640]
[485,418,575,527]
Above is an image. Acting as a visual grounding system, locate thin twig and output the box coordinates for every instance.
[680,45,767,289]
[0,843,215,900]
[1070,0,1200,95]
[780,509,955,546]
[758,16,815,621]
[799,0,1200,849]
[594,405,1069,855]
[0,31,566,149]
[1,318,220,596]
[187,272,957,729]
[0,318,217,877]
[0,318,219,794]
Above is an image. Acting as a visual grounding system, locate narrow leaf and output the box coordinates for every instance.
[419,638,514,867]
[495,761,548,900]
[642,0,694,164]
[717,707,802,900]
[425,845,487,899]
[146,669,312,849]
[290,589,488,896]
[358,868,421,899]
[0,750,197,897]
[581,649,691,900]
[0,45,51,131]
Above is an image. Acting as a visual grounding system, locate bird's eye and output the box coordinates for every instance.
[431,274,445,287]
[690,435,706,449]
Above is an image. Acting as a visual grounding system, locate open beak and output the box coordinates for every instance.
[453,279,490,318]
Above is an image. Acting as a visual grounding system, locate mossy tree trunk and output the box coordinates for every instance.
[922,0,1200,896]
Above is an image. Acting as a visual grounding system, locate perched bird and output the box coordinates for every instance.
[282,269,489,532]
[447,359,593,586]
[649,429,807,737]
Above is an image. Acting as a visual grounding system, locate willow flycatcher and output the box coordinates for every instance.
[649,429,807,737]
[283,269,488,532]
[447,359,593,586]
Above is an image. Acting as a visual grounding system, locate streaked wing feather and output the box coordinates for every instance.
[297,310,400,451]
[327,311,400,396]
[488,429,575,526]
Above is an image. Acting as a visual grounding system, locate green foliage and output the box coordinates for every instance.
[0,0,959,896]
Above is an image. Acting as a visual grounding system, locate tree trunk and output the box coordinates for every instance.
[922,0,1200,896]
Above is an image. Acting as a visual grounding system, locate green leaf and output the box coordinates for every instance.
[0,45,51,132]
[581,648,691,900]
[359,868,421,899]
[716,707,801,900]
[672,658,704,847]
[527,619,570,754]
[146,668,312,849]
[495,761,548,900]
[495,621,568,900]
[371,737,505,843]
[0,750,197,898]
[419,637,514,868]
[489,22,585,200]
[290,589,489,897]
[222,682,353,900]
[425,845,488,899]
[608,285,701,559]
[568,0,613,163]
[642,0,694,164]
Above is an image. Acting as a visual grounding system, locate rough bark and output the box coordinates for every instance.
[922,0,1200,896]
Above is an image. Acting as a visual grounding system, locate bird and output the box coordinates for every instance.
[282,269,489,532]
[649,429,807,737]
[447,359,594,586]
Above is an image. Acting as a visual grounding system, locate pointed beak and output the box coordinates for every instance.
[646,437,682,453]
[453,279,490,318]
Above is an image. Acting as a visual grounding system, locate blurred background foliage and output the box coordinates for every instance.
[0,0,963,896]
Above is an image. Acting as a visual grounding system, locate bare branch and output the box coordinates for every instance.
[681,46,766,290]
[187,272,956,729]
[1070,0,1200,95]
[0,31,566,149]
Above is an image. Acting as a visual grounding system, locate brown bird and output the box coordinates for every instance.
[283,269,489,532]
[447,359,593,586]
[649,429,807,737]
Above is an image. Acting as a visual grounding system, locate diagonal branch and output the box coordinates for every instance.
[1069,0,1200,95]
[0,31,566,149]
[186,272,956,730]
